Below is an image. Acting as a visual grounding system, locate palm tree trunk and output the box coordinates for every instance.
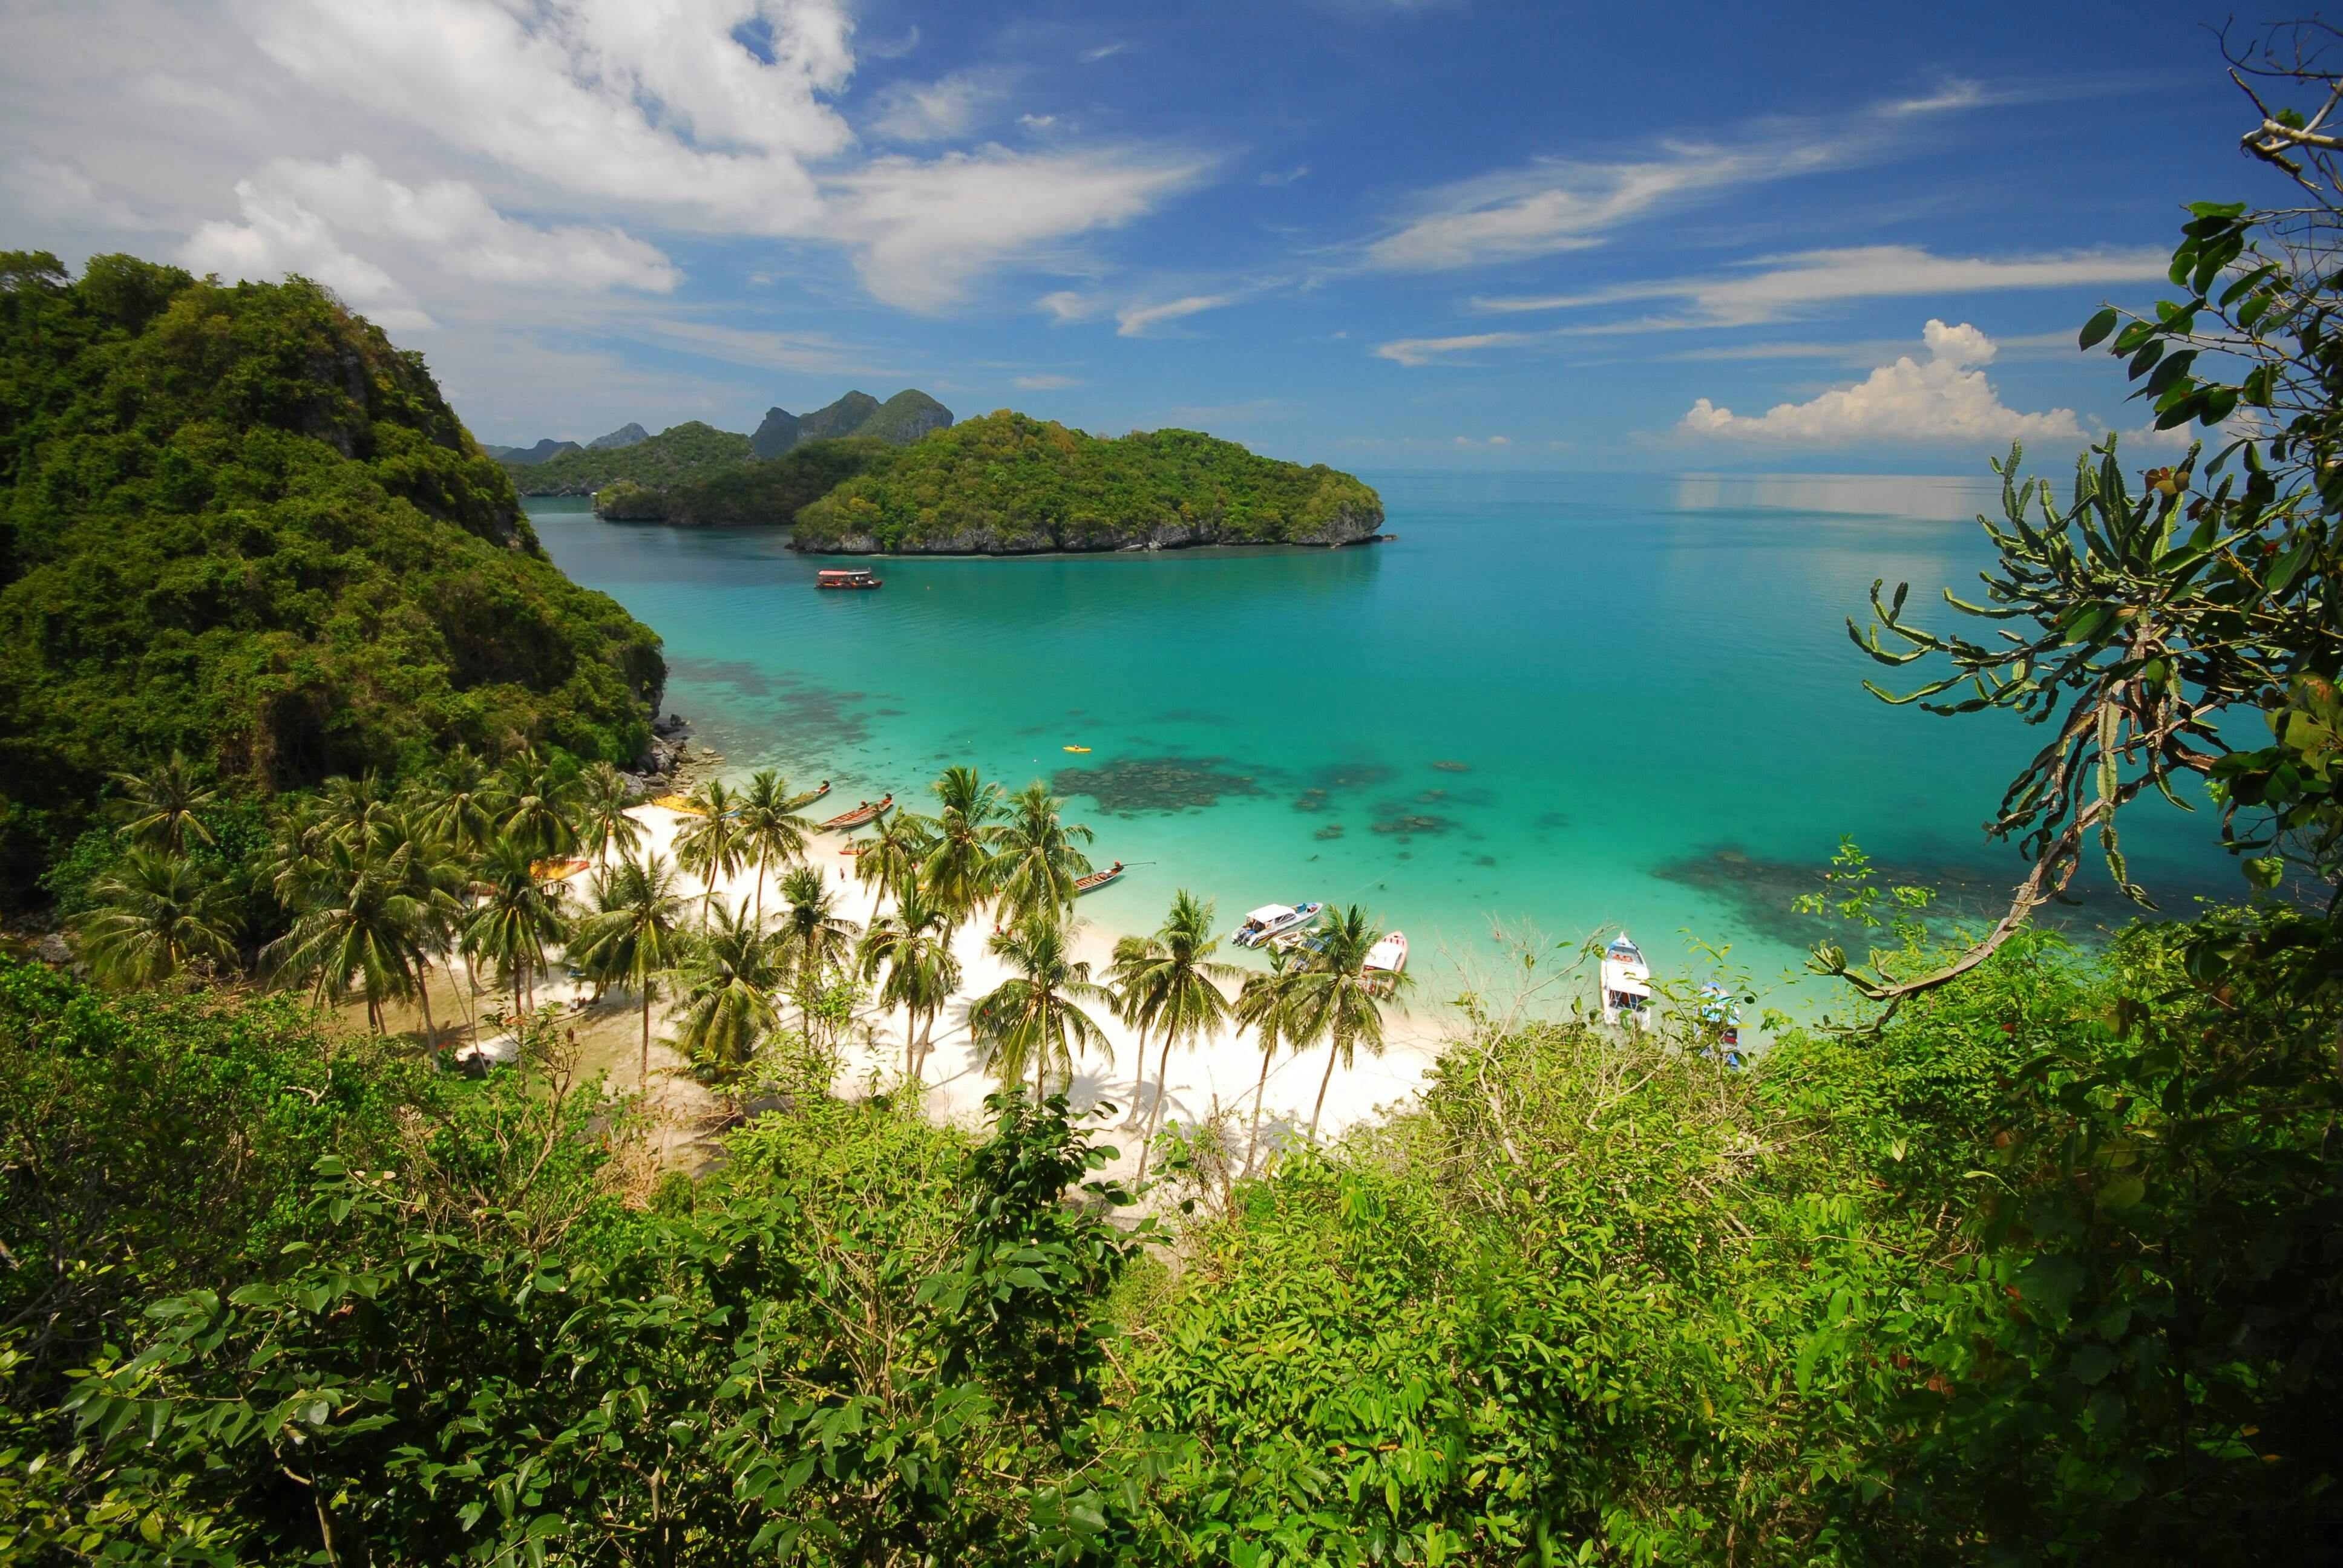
[1308,1032,1344,1142]
[415,963,439,1064]
[753,849,767,924]
[1246,1044,1273,1174]
[1126,1023,1149,1129]
[640,989,652,1097]
[1137,1033,1176,1182]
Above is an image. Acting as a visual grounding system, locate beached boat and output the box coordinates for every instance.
[1600,932,1653,1030]
[530,856,592,883]
[1267,927,1328,958]
[1365,930,1408,975]
[1073,861,1125,895]
[819,793,893,831]
[816,568,882,590]
[787,780,832,810]
[1234,901,1323,949]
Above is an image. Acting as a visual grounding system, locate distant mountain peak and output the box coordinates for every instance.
[588,422,650,450]
[752,390,952,457]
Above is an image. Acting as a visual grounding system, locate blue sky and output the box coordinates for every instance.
[0,0,2267,470]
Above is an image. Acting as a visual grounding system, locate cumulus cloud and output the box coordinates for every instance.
[830,147,1204,310]
[1472,245,2171,327]
[183,180,437,329]
[1374,331,1535,366]
[2,153,142,228]
[1677,319,2084,445]
[1115,293,1234,336]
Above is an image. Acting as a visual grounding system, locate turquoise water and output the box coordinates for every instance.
[528,472,2236,1007]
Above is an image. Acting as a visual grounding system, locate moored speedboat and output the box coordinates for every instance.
[1599,932,1653,1030]
[1234,901,1323,948]
[1697,981,1745,1064]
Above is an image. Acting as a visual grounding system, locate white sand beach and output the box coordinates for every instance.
[422,797,1460,1191]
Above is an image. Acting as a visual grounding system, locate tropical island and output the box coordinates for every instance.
[790,410,1386,553]
[8,47,2343,1563]
[592,435,898,526]
[505,389,952,497]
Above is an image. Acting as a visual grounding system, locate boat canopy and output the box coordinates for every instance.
[818,568,873,579]
[1607,977,1653,999]
[1245,904,1294,924]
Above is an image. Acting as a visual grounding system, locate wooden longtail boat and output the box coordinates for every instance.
[816,568,882,590]
[531,857,593,883]
[786,780,833,810]
[819,793,893,831]
[652,794,704,815]
[1073,861,1124,895]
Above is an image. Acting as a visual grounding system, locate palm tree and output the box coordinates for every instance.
[773,863,860,1042]
[75,848,240,989]
[969,916,1113,1098]
[265,838,432,1035]
[461,834,569,1022]
[575,760,643,866]
[318,771,397,854]
[108,753,219,854]
[497,748,580,859]
[425,745,502,855]
[673,779,744,927]
[859,886,962,1080]
[569,851,690,1096]
[1110,891,1239,1178]
[378,809,467,1055]
[266,803,338,912]
[669,902,785,1085]
[1235,946,1306,1172]
[989,781,1093,929]
[854,804,929,920]
[1282,904,1416,1142]
[919,765,1003,926]
[735,770,813,921]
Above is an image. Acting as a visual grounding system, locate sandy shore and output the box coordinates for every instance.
[379,797,1460,1189]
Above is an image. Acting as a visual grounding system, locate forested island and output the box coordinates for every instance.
[7,45,2343,1563]
[790,410,1386,553]
[506,390,951,496]
[592,436,896,526]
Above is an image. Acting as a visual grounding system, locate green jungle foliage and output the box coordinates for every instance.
[850,390,954,447]
[513,422,755,495]
[0,253,663,899]
[594,438,899,526]
[791,411,1384,553]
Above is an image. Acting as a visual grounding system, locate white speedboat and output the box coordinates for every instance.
[1599,932,1653,1029]
[1365,930,1408,976]
[1235,901,1322,948]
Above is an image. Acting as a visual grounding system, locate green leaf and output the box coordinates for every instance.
[2079,308,2120,350]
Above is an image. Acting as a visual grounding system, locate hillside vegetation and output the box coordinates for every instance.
[0,252,663,893]
[594,436,898,525]
[512,419,753,495]
[791,411,1385,554]
[752,389,954,458]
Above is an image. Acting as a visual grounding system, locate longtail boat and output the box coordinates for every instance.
[819,793,893,831]
[652,794,704,815]
[531,857,593,883]
[786,780,833,811]
[1073,861,1125,895]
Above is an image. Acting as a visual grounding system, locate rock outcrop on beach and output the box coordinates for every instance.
[790,411,1385,555]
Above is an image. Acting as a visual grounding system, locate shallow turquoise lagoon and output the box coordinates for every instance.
[528,471,2236,1007]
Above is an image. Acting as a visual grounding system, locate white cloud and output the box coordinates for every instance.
[1677,319,2085,446]
[1037,290,1106,323]
[2,153,142,228]
[1882,79,1985,116]
[1020,113,1059,131]
[1374,330,1534,366]
[1081,42,1127,62]
[870,72,1006,143]
[830,146,1204,311]
[183,180,436,329]
[245,0,856,232]
[1366,142,1833,272]
[1259,163,1311,187]
[1013,373,1083,389]
[1472,245,2171,328]
[1115,293,1234,336]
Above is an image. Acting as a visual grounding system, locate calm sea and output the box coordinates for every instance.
[527,471,2239,1011]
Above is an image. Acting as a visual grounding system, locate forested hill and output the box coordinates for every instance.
[0,252,664,893]
[790,411,1386,554]
[510,420,753,495]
